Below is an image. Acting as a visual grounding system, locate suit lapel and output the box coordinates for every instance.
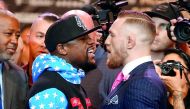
[107,67,138,98]
[108,80,127,98]
[104,62,155,106]
[2,62,13,109]
[107,62,154,99]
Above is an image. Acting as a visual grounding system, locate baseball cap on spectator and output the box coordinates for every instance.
[45,14,101,52]
[145,3,181,21]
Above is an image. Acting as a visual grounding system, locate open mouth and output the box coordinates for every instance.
[87,47,96,64]
[105,46,111,53]
[7,48,16,54]
[39,49,49,54]
[107,49,111,53]
[87,48,94,54]
[87,47,95,57]
[40,51,48,54]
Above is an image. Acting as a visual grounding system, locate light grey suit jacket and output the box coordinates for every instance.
[2,61,28,109]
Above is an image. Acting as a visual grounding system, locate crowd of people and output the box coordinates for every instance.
[0,1,190,109]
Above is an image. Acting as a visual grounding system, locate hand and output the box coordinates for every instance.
[169,18,183,41]
[159,68,183,95]
[153,60,162,76]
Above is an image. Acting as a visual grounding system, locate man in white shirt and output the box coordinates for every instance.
[102,10,167,109]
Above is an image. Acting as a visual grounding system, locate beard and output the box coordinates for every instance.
[0,52,11,61]
[80,50,97,73]
[72,50,97,73]
[80,61,97,73]
[106,52,123,69]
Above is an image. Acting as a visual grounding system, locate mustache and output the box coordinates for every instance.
[7,44,17,50]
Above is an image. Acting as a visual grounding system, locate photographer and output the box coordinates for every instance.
[155,48,190,109]
[170,18,190,55]
[145,3,180,60]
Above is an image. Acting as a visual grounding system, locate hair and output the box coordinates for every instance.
[164,48,190,70]
[21,23,31,32]
[0,8,17,20]
[30,12,60,34]
[38,12,60,23]
[118,10,156,44]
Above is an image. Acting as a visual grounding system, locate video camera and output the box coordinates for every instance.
[82,0,128,47]
[96,0,128,21]
[96,0,128,46]
[167,0,190,43]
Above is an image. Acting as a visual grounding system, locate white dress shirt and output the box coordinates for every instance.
[122,56,152,79]
[0,63,4,109]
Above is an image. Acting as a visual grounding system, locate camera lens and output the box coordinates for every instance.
[160,61,176,76]
[174,19,190,42]
[161,68,176,76]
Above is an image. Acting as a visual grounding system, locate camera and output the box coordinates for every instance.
[82,0,128,47]
[96,0,128,21]
[173,19,190,42]
[167,0,190,43]
[96,0,128,45]
[157,60,183,76]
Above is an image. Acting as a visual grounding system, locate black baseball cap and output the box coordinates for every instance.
[145,3,180,21]
[45,14,101,52]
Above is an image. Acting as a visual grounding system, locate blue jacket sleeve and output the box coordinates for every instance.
[28,88,68,109]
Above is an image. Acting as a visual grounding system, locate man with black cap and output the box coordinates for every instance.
[146,3,180,60]
[27,14,99,109]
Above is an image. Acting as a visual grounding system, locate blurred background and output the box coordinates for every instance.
[2,0,176,25]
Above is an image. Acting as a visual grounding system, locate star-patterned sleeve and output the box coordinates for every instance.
[29,88,68,109]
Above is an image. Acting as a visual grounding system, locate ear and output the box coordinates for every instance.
[127,35,136,49]
[56,44,68,55]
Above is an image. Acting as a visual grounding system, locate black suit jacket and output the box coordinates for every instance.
[102,62,167,109]
[2,61,28,109]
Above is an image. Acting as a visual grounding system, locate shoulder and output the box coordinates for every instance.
[128,76,163,90]
[29,88,68,109]
[127,62,166,94]
[123,76,167,108]
[129,65,166,92]
[3,61,27,82]
[133,62,165,90]
[126,74,167,100]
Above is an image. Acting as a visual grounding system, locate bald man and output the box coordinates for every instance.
[0,9,28,109]
[28,13,59,87]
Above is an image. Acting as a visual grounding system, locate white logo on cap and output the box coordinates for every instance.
[75,16,87,30]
